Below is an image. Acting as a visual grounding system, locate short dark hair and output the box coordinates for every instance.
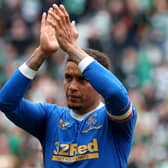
[66,48,112,70]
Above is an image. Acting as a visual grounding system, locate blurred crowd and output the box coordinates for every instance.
[0,0,168,167]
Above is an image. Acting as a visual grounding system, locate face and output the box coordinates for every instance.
[64,61,100,115]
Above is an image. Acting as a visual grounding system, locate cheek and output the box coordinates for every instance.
[82,85,98,99]
[64,83,68,94]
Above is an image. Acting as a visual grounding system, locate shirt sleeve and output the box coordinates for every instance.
[19,63,37,79]
[78,57,135,122]
[5,99,48,140]
[0,69,47,139]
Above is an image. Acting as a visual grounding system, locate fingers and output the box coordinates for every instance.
[41,12,47,32]
[44,4,78,52]
[71,20,76,30]
[59,4,71,24]
[46,4,77,37]
[41,12,47,25]
[53,4,64,16]
[52,4,70,26]
[47,8,58,28]
[71,20,79,39]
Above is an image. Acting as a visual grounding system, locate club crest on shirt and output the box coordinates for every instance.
[86,114,96,126]
[59,119,70,130]
[82,114,102,133]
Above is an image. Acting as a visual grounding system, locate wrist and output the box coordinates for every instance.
[36,46,48,58]
[26,47,48,71]
[66,44,87,64]
[66,44,81,54]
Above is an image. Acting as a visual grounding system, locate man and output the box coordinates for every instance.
[0,4,137,168]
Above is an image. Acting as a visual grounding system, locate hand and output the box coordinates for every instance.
[49,4,79,53]
[39,9,60,56]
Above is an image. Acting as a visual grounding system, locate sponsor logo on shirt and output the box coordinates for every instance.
[52,138,99,162]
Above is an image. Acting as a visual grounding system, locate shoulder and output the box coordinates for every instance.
[39,103,70,117]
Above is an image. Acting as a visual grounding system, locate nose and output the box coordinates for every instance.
[68,79,79,91]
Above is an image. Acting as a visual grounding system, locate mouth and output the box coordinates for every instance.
[67,95,80,101]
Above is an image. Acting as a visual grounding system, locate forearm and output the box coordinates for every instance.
[73,50,135,123]
[68,46,128,99]
[82,61,127,97]
[78,58,130,115]
[26,47,47,71]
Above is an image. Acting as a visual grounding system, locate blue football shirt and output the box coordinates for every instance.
[0,59,137,168]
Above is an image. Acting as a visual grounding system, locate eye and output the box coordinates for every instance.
[78,76,87,83]
[65,74,72,82]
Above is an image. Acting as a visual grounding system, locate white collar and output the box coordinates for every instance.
[70,102,104,121]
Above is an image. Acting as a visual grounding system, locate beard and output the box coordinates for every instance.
[67,102,82,111]
[66,95,82,110]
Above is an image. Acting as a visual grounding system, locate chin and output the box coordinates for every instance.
[68,103,81,110]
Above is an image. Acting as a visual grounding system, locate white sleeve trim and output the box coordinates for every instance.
[19,63,37,79]
[107,104,133,121]
[78,56,94,73]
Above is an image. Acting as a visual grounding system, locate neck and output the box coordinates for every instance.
[73,100,101,115]
[70,102,104,121]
